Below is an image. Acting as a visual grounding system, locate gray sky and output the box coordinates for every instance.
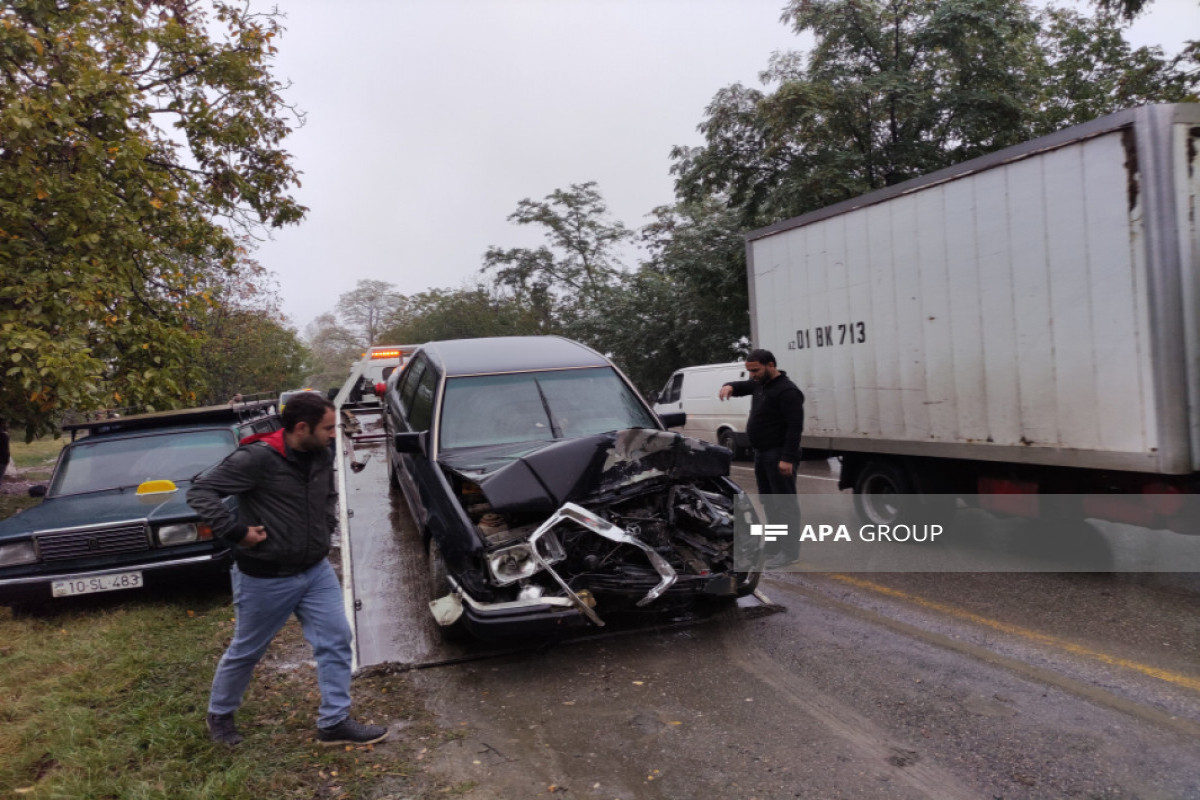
[254,0,1200,332]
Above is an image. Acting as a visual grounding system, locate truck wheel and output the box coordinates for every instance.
[718,430,739,460]
[853,460,917,525]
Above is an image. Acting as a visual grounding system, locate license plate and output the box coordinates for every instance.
[51,571,144,598]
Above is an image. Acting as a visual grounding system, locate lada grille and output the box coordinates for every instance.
[35,523,151,562]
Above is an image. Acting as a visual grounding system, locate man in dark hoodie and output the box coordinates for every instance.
[719,349,805,566]
[188,392,387,747]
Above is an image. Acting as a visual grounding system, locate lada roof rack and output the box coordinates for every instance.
[63,398,277,440]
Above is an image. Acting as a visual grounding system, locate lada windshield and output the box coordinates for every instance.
[440,367,658,450]
[50,429,237,496]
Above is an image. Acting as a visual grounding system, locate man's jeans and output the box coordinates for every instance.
[754,447,801,559]
[209,560,352,728]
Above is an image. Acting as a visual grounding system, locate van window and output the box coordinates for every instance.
[663,373,683,404]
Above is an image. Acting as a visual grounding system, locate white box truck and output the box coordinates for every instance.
[652,363,753,457]
[746,103,1199,530]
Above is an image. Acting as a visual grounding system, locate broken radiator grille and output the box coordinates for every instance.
[35,523,151,562]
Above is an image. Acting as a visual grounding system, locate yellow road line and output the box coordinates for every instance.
[828,573,1200,694]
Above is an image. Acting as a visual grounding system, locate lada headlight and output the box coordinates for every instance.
[0,541,37,566]
[156,523,202,546]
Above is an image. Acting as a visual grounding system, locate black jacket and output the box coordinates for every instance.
[187,428,337,577]
[725,371,805,463]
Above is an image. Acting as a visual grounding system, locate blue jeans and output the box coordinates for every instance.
[209,560,353,728]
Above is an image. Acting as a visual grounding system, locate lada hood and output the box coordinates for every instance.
[0,483,198,540]
[438,428,732,514]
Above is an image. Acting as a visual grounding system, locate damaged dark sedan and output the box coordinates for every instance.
[383,336,761,641]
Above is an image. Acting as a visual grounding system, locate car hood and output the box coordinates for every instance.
[438,428,731,514]
[0,484,198,539]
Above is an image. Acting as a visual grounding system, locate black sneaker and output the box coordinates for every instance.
[206,712,243,745]
[317,717,389,746]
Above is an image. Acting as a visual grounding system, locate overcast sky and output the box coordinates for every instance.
[253,0,1200,333]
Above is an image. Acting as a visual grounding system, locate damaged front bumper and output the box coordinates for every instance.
[431,502,742,641]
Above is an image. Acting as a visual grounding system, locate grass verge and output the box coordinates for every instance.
[0,499,462,799]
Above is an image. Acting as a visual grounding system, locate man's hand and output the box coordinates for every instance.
[778,461,794,478]
[718,385,733,400]
[239,525,267,548]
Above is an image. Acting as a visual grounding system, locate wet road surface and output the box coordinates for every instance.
[341,440,1200,798]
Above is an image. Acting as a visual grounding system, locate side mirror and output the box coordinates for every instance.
[393,431,427,455]
[28,485,47,498]
[645,390,659,405]
[659,411,686,429]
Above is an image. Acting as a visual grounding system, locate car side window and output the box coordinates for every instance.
[398,357,426,414]
[407,365,438,432]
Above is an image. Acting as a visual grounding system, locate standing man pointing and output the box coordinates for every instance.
[188,392,387,747]
[719,349,805,566]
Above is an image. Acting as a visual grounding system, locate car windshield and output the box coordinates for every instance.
[50,429,237,496]
[439,367,658,450]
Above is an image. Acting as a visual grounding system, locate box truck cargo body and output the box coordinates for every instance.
[746,104,1200,529]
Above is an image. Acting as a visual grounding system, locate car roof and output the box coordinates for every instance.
[63,400,276,439]
[418,336,612,377]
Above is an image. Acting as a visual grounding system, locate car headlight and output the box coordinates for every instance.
[487,543,541,585]
[0,541,37,567]
[156,523,202,546]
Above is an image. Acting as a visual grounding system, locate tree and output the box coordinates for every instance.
[303,313,361,390]
[1032,6,1196,133]
[190,257,310,404]
[670,0,1194,228]
[0,0,304,437]
[380,285,545,345]
[334,279,406,348]
[482,182,633,329]
[578,200,751,393]
[672,0,1045,226]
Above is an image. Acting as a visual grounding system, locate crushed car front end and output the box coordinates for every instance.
[430,429,761,641]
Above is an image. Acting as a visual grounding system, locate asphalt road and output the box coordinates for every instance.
[342,440,1200,799]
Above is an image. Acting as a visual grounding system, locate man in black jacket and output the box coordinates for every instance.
[719,349,805,566]
[188,393,387,747]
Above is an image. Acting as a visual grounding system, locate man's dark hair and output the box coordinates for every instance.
[746,349,776,367]
[281,392,334,432]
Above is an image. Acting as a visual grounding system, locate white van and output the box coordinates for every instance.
[652,362,752,458]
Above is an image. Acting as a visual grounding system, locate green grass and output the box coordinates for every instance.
[0,591,446,800]
[8,437,65,472]
[0,495,453,799]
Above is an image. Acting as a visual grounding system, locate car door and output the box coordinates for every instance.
[391,356,434,525]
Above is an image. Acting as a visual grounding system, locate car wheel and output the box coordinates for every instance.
[852,459,918,526]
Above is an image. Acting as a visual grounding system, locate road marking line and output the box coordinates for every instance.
[764,577,1200,739]
[829,573,1200,694]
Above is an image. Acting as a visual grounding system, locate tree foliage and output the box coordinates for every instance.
[672,0,1195,227]
[303,312,361,390]
[482,182,633,329]
[380,285,546,345]
[190,258,309,405]
[0,0,304,437]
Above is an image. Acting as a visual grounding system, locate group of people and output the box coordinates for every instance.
[184,349,804,747]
